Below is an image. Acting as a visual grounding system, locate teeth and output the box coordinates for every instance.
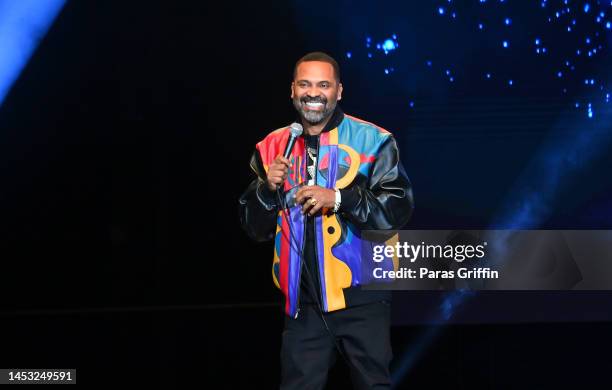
[306,102,323,106]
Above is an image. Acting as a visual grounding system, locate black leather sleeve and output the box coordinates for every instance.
[238,150,279,242]
[338,136,414,230]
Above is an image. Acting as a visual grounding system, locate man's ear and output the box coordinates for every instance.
[337,82,343,101]
[290,82,295,99]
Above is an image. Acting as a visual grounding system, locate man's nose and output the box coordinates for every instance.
[306,87,320,97]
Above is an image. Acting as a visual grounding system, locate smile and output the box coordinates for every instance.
[305,102,324,109]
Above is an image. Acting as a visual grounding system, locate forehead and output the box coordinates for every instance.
[294,61,335,81]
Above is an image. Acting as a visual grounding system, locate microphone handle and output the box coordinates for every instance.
[283,135,298,160]
[278,134,299,191]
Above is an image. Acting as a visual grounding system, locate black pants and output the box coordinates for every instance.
[280,301,392,390]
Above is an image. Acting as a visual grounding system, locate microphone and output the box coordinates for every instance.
[283,122,303,159]
[274,123,303,194]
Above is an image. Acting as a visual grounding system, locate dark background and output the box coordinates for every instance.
[1,0,611,388]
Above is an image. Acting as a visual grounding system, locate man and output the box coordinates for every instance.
[239,52,414,389]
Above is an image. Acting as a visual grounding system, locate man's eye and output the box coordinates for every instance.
[320,83,329,88]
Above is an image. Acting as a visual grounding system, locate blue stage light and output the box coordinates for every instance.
[382,39,396,52]
[0,0,66,106]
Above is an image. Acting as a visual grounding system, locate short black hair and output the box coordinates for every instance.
[293,52,341,82]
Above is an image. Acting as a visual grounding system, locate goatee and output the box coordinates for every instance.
[293,96,336,125]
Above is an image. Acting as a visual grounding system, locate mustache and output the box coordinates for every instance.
[300,96,327,104]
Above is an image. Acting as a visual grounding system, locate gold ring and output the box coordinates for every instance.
[309,198,318,206]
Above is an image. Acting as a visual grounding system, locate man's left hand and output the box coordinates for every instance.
[295,186,335,216]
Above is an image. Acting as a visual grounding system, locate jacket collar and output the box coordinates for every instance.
[297,105,344,136]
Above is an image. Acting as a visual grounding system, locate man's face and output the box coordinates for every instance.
[291,61,343,125]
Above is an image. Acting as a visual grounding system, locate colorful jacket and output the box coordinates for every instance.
[239,107,414,317]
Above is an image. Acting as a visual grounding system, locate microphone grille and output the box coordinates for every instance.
[289,122,303,136]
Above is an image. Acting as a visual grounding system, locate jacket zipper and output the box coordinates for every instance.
[294,135,328,318]
[294,143,308,319]
[312,135,326,311]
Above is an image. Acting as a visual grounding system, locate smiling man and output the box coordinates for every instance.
[239,52,414,389]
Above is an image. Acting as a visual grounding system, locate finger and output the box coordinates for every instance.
[295,186,313,201]
[302,196,321,214]
[309,202,324,216]
[268,169,286,178]
[301,195,318,213]
[295,187,304,202]
[275,156,291,168]
[302,201,313,214]
[268,170,288,182]
[268,162,289,170]
[269,170,288,180]
[279,156,292,167]
[296,185,314,194]
[269,176,287,188]
[296,190,314,205]
[272,175,287,183]
[269,177,283,185]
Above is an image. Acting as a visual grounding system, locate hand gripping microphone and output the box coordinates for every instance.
[283,122,303,159]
